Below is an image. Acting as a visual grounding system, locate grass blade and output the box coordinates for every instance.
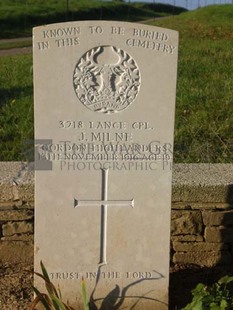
[32,286,52,310]
[58,284,62,300]
[51,294,68,310]
[40,261,59,296]
[40,261,50,282]
[34,271,59,298]
[81,277,89,310]
[29,293,51,310]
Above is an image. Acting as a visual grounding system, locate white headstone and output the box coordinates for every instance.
[34,21,178,309]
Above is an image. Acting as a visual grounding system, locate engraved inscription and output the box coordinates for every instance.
[37,25,177,56]
[89,26,103,34]
[38,41,50,50]
[55,37,80,48]
[111,26,125,35]
[73,45,141,114]
[43,27,81,39]
[126,39,176,54]
[49,271,153,280]
[133,28,169,41]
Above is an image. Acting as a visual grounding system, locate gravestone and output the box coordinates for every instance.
[33,21,178,309]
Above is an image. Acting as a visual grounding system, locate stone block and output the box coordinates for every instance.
[18,184,34,202]
[172,164,233,203]
[171,210,203,235]
[171,235,203,242]
[172,202,231,210]
[0,184,14,202]
[173,242,228,252]
[0,241,33,264]
[205,227,233,243]
[2,221,33,236]
[0,201,23,209]
[1,234,33,242]
[172,202,191,210]
[173,251,231,267]
[0,210,33,221]
[202,210,233,226]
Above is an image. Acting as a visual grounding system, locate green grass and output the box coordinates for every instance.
[0,4,232,162]
[0,55,33,161]
[0,0,185,39]
[150,4,233,162]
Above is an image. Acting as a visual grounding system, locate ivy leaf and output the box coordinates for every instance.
[182,299,203,310]
[220,299,228,310]
[218,276,233,285]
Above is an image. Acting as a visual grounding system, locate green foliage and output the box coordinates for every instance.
[31,261,77,310]
[182,276,233,310]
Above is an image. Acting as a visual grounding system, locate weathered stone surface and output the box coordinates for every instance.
[0,210,33,221]
[0,200,23,209]
[1,234,33,242]
[173,242,228,252]
[12,183,20,200]
[0,162,34,204]
[172,202,191,210]
[18,202,34,210]
[173,185,232,204]
[0,202,34,211]
[205,227,233,243]
[0,241,33,264]
[173,251,232,267]
[2,221,33,236]
[171,235,203,242]
[172,164,233,203]
[18,184,34,202]
[172,202,231,210]
[0,162,34,184]
[202,210,233,226]
[171,210,203,235]
[0,183,34,206]
[28,202,34,209]
[0,184,14,202]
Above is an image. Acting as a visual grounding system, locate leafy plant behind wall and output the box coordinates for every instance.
[182,276,233,310]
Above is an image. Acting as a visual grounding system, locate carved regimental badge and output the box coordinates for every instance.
[73,46,141,113]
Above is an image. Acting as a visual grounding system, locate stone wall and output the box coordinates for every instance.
[0,162,34,264]
[0,162,232,267]
[172,164,233,267]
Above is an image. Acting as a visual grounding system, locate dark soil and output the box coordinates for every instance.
[0,262,33,310]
